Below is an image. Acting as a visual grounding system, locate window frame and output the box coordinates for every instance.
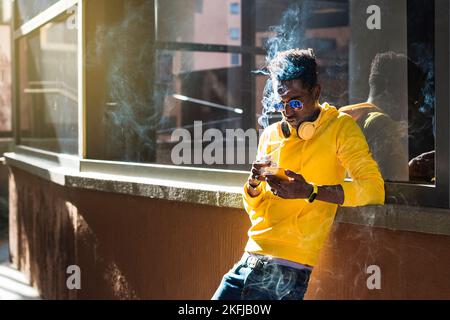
[9,0,450,209]
[384,0,449,208]
[12,0,84,157]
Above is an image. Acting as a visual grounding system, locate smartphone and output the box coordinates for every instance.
[261,167,292,181]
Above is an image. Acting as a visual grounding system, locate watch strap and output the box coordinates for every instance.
[307,183,318,203]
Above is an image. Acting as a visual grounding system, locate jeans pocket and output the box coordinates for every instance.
[281,269,311,300]
[282,286,307,300]
[241,269,273,300]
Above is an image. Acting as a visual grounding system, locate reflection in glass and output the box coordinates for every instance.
[18,12,78,154]
[155,50,246,168]
[87,0,250,169]
[86,0,435,182]
[340,0,435,184]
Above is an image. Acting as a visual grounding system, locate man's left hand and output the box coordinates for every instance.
[265,169,313,199]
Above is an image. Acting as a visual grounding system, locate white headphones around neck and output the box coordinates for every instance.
[280,114,320,140]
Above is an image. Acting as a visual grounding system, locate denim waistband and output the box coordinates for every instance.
[241,252,314,272]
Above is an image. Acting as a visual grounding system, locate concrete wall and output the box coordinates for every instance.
[8,166,450,299]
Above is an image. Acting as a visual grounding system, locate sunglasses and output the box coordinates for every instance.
[274,99,303,111]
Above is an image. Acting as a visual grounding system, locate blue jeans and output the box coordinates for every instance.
[212,253,312,300]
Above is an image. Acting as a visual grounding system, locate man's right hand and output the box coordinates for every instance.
[247,160,271,197]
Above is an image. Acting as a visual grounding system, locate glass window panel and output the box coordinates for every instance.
[87,0,435,182]
[230,2,240,15]
[154,50,247,169]
[18,11,78,154]
[14,0,60,26]
[86,0,157,163]
[157,0,242,46]
[87,0,251,169]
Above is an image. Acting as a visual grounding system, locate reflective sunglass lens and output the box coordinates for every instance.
[289,100,303,109]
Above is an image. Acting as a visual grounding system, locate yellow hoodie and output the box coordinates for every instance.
[243,103,385,267]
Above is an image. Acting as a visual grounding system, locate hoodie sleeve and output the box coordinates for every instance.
[337,115,385,207]
[242,128,270,212]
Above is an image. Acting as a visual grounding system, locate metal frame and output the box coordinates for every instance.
[383,0,450,208]
[434,0,450,208]
[11,0,17,147]
[77,0,85,158]
[241,0,257,131]
[155,41,265,55]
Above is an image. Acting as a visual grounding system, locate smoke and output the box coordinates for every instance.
[94,1,162,162]
[256,4,313,128]
[264,4,311,62]
[258,79,276,128]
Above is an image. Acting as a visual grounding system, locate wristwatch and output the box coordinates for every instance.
[306,183,318,203]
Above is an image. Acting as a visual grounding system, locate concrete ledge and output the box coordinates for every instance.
[4,151,450,236]
[336,205,450,236]
[4,152,244,209]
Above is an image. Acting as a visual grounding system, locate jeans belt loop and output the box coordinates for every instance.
[246,255,266,270]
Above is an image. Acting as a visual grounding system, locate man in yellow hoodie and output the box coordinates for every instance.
[212,48,385,300]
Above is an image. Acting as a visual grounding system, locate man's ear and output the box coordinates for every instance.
[314,84,321,101]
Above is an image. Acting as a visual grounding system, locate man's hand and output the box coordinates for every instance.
[265,169,313,199]
[248,161,271,186]
[247,160,271,197]
[409,150,435,182]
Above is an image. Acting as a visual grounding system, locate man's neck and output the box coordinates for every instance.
[301,103,321,124]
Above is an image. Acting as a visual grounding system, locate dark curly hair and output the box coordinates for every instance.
[267,48,318,90]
